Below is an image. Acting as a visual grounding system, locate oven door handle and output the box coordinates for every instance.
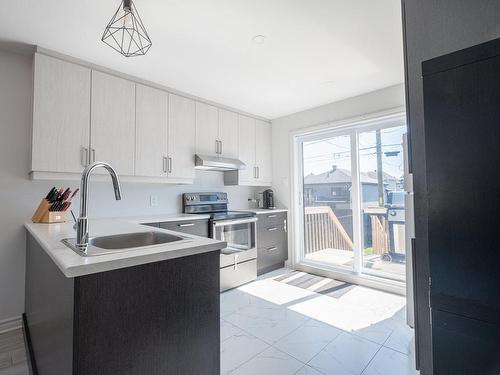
[212,217,258,227]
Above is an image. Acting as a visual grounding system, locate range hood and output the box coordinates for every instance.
[195,154,246,171]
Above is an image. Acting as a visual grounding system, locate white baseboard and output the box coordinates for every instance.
[0,316,22,334]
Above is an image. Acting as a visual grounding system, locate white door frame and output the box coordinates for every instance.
[289,108,407,295]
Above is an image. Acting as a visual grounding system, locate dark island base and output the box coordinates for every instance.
[25,234,220,375]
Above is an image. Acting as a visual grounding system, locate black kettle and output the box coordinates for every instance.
[262,189,275,209]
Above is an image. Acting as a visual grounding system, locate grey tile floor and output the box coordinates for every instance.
[1,268,417,375]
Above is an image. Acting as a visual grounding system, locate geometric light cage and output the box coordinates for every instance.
[102,0,152,57]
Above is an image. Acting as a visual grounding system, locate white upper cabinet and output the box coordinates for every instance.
[229,115,272,186]
[219,109,239,158]
[195,102,219,156]
[91,71,136,176]
[255,120,272,185]
[238,115,256,183]
[168,94,196,181]
[32,53,91,174]
[30,52,265,185]
[135,84,168,178]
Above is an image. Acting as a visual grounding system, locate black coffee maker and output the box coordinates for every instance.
[262,189,275,209]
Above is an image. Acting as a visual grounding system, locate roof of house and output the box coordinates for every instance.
[304,168,387,185]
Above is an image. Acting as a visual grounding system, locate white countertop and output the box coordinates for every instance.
[25,217,224,278]
[123,213,210,223]
[239,208,288,215]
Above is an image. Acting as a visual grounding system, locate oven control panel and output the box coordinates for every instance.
[183,192,228,206]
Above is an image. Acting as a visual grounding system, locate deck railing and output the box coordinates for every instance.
[370,215,389,255]
[304,206,354,254]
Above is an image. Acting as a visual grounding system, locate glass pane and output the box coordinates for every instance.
[358,126,407,280]
[302,134,354,270]
[217,223,252,250]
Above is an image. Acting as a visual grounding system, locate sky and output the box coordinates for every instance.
[302,125,407,179]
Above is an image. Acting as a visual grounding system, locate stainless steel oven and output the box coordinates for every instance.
[213,217,257,265]
[183,192,258,291]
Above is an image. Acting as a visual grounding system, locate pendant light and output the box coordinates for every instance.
[102,0,152,57]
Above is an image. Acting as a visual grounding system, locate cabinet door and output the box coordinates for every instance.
[91,71,136,175]
[218,109,239,158]
[32,53,91,173]
[135,84,168,177]
[238,115,256,183]
[168,94,196,180]
[195,102,219,156]
[255,120,272,185]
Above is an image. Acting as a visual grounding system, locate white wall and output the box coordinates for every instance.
[0,49,259,323]
[271,83,406,211]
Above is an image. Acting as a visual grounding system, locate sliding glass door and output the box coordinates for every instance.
[302,133,356,271]
[296,116,407,283]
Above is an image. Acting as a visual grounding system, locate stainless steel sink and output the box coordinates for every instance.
[62,231,190,257]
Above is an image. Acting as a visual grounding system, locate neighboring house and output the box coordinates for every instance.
[304,166,397,208]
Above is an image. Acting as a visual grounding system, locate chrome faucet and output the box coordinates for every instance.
[76,162,122,254]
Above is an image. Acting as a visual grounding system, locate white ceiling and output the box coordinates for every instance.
[0,0,404,119]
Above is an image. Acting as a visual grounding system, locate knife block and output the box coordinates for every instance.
[32,199,67,224]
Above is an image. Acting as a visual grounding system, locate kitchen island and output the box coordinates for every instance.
[24,218,225,375]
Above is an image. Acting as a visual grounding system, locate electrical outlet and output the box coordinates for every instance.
[150,195,158,207]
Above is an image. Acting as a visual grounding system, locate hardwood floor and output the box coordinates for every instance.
[0,329,28,375]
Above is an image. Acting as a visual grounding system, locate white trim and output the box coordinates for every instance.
[295,261,406,295]
[350,132,362,274]
[0,316,22,334]
[289,107,405,139]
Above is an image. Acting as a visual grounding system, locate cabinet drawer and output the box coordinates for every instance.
[221,259,257,292]
[258,242,287,273]
[159,220,209,237]
[258,224,286,248]
[257,212,287,228]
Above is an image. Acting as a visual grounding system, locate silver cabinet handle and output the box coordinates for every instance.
[254,166,257,179]
[163,157,168,173]
[234,253,239,270]
[91,148,96,163]
[267,246,278,252]
[256,166,260,179]
[168,157,172,173]
[284,219,287,233]
[215,140,222,154]
[81,147,89,167]
[267,214,277,218]
[178,223,195,227]
[268,227,278,231]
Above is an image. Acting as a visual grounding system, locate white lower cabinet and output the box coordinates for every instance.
[91,71,136,176]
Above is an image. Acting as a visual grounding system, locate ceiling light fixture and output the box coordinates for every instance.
[102,0,152,57]
[252,35,267,45]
